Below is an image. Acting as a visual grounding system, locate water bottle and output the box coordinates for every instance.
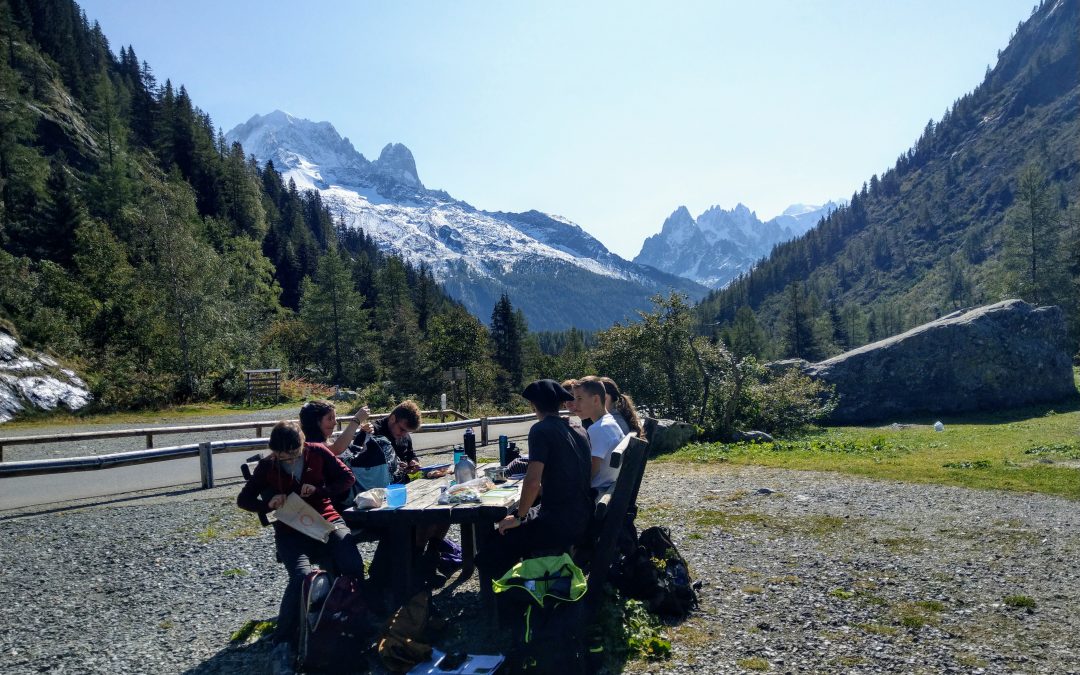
[498,435,509,466]
[453,444,464,466]
[454,454,476,484]
[464,427,476,463]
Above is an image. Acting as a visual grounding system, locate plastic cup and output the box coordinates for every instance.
[386,483,407,509]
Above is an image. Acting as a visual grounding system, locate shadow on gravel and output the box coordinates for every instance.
[181,637,274,674]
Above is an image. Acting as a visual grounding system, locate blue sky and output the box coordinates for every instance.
[78,1,1035,259]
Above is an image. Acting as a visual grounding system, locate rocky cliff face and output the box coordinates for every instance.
[775,300,1076,423]
[0,332,91,423]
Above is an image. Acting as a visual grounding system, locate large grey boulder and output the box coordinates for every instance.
[643,417,697,455]
[781,300,1075,424]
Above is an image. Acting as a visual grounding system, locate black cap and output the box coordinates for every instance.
[521,379,574,408]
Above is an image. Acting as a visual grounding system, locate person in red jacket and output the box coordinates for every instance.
[237,420,365,648]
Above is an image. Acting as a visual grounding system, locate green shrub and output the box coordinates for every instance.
[737,366,836,435]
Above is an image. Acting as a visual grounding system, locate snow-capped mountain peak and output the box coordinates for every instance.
[226,111,706,330]
[634,200,840,289]
[372,142,421,187]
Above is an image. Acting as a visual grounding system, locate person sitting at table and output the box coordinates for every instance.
[477,379,593,580]
[236,420,366,651]
[573,376,626,491]
[561,378,589,429]
[599,376,645,439]
[298,399,371,455]
[353,399,423,480]
[355,400,460,581]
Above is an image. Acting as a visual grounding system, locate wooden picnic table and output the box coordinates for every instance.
[341,463,520,606]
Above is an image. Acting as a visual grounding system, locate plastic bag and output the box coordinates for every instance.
[354,488,387,510]
[445,484,481,504]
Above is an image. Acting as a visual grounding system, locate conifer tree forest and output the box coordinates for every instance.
[0,0,552,413]
[699,0,1080,363]
[2,0,1075,440]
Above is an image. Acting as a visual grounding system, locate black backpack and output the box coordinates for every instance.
[609,526,699,620]
[297,570,376,673]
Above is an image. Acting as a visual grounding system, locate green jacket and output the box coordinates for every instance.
[492,553,587,606]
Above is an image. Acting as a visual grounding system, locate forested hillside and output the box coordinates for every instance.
[700,0,1080,361]
[0,0,534,411]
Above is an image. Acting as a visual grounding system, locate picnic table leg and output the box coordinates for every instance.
[458,522,477,582]
[474,523,498,617]
[388,527,414,605]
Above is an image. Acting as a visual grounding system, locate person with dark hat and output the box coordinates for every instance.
[476,379,593,580]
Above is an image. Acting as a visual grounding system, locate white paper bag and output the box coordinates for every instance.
[271,493,335,542]
[354,488,386,510]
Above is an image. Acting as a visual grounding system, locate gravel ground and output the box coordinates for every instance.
[1,462,1078,674]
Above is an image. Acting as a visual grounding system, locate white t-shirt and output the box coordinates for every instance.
[588,413,626,489]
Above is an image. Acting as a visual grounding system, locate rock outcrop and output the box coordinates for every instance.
[777,300,1076,424]
[643,417,697,455]
[0,331,91,423]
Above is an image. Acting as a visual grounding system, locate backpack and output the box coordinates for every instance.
[297,570,375,673]
[492,554,588,675]
[335,435,400,511]
[378,591,445,672]
[609,526,699,620]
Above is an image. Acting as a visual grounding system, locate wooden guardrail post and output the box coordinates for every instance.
[480,417,489,446]
[146,433,154,449]
[199,442,214,489]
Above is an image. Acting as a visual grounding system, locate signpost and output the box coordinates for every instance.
[443,366,469,412]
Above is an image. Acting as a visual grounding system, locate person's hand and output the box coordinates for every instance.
[497,515,521,535]
[268,493,288,510]
[360,422,374,434]
[352,405,370,423]
[407,459,421,472]
[300,483,316,497]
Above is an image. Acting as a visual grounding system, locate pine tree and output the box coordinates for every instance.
[490,293,524,404]
[300,250,375,385]
[1001,163,1062,305]
[781,282,819,360]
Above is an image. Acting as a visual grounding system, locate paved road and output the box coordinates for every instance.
[0,419,535,512]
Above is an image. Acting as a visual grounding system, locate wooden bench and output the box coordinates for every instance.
[585,432,649,599]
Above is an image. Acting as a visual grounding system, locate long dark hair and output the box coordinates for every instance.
[599,377,644,439]
[299,400,335,442]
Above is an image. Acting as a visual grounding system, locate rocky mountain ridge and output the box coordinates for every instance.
[227,111,707,331]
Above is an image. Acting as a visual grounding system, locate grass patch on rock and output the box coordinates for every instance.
[660,402,1080,499]
[692,509,849,539]
[737,656,770,671]
[1003,594,1036,609]
[230,619,276,644]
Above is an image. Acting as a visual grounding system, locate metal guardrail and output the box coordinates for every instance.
[0,412,549,481]
[0,408,468,461]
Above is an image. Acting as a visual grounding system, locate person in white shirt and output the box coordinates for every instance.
[573,376,626,490]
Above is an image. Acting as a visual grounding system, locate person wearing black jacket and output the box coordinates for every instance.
[477,379,593,580]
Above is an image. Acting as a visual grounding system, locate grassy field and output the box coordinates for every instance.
[659,398,1080,500]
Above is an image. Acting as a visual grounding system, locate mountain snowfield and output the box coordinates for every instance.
[634,201,839,288]
[227,111,706,330]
